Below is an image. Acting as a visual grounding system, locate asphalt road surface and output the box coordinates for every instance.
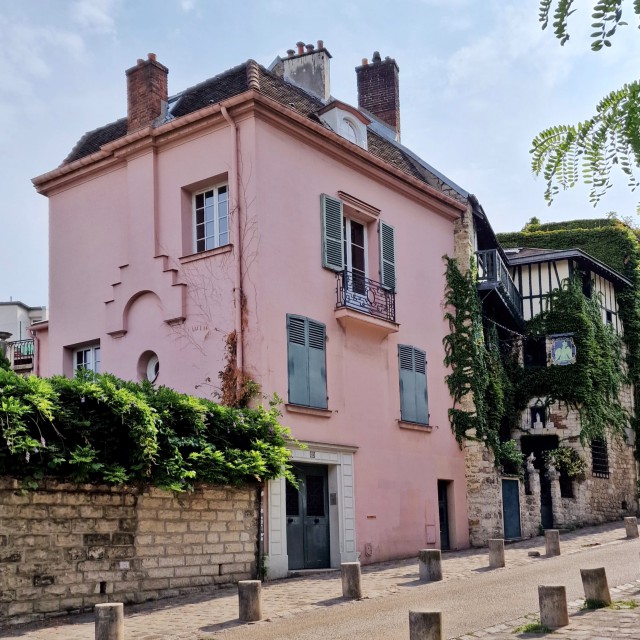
[217,538,640,639]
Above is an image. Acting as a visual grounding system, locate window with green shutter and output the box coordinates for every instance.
[321,194,344,272]
[287,314,328,409]
[398,344,429,425]
[379,220,396,290]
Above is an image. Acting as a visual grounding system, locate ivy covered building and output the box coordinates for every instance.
[450,216,639,544]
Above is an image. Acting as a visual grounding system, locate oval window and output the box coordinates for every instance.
[146,354,160,383]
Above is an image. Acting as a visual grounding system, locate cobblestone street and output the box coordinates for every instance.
[1,520,638,639]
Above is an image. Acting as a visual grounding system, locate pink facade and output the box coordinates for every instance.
[34,47,470,578]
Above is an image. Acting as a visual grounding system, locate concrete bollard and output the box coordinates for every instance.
[538,585,569,629]
[624,516,639,539]
[409,610,443,640]
[95,603,124,640]
[580,567,611,605]
[238,580,262,622]
[418,549,443,582]
[488,539,505,569]
[341,562,363,599]
[545,529,561,557]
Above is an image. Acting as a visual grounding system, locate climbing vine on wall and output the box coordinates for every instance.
[498,217,640,450]
[520,278,627,442]
[443,252,628,470]
[442,257,515,463]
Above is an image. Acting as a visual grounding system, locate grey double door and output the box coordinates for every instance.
[286,464,330,570]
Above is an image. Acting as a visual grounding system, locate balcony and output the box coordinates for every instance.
[6,339,35,372]
[335,270,398,334]
[476,249,523,324]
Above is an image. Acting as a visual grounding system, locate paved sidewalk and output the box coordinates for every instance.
[0,520,634,639]
[455,579,640,639]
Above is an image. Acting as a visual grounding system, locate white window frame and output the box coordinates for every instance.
[74,344,101,374]
[193,183,229,253]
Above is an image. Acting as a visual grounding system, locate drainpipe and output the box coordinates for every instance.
[221,105,244,375]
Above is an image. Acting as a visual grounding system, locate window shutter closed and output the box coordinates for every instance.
[379,220,396,290]
[398,345,428,425]
[287,315,310,406]
[287,315,327,409]
[307,320,328,409]
[321,194,344,272]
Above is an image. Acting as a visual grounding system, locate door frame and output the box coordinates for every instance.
[266,442,358,579]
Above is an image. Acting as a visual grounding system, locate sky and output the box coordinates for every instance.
[2,0,640,306]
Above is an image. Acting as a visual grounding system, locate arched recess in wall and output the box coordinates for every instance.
[121,289,164,334]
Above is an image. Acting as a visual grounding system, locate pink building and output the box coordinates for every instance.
[33,43,470,578]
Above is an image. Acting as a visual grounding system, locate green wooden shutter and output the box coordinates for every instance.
[379,220,396,290]
[398,344,417,423]
[321,194,344,272]
[399,345,428,424]
[414,348,428,425]
[307,319,328,409]
[287,315,327,409]
[287,315,310,406]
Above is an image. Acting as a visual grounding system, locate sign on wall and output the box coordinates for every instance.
[549,334,576,366]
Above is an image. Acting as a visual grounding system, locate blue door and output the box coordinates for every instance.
[502,479,522,539]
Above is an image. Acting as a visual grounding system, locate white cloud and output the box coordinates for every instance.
[71,0,120,34]
[0,16,84,100]
[180,0,196,11]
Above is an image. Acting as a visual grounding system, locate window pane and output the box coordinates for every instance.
[94,347,101,373]
[204,204,214,223]
[218,185,227,196]
[219,216,228,234]
[204,190,214,207]
[218,198,228,219]
[196,209,204,225]
[305,475,325,517]
[197,238,205,252]
[205,221,215,239]
[219,232,229,246]
[195,193,204,209]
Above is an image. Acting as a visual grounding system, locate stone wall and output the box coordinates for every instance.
[0,479,259,626]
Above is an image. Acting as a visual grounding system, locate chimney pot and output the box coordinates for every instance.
[372,51,381,63]
[137,58,144,66]
[287,49,295,57]
[317,39,324,50]
[296,41,305,55]
[306,44,314,52]
[362,58,368,66]
[148,52,157,61]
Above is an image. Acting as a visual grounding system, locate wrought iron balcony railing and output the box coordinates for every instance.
[476,249,523,319]
[336,269,396,323]
[7,339,35,369]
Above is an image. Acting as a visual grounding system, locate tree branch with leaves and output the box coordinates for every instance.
[531,1,640,210]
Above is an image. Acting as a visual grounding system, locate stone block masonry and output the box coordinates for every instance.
[0,478,259,626]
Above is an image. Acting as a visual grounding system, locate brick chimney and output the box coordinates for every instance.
[126,53,168,133]
[355,52,400,140]
[282,40,331,102]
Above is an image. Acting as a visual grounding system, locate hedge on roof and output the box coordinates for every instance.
[0,368,295,491]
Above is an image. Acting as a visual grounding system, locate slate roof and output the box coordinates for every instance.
[61,60,467,205]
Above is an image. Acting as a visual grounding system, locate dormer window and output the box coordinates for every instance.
[342,119,358,144]
[318,101,370,150]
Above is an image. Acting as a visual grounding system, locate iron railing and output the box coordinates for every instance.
[7,339,35,369]
[476,249,523,318]
[336,270,396,323]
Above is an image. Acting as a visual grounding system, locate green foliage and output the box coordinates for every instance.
[544,446,587,478]
[496,439,525,477]
[581,598,608,610]
[498,219,640,449]
[0,347,10,371]
[513,619,551,634]
[443,258,513,457]
[520,278,628,442]
[539,0,640,50]
[534,1,640,208]
[0,369,294,490]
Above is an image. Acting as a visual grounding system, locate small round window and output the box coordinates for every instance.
[138,351,160,383]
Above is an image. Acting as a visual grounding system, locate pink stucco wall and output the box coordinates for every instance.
[41,101,469,564]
